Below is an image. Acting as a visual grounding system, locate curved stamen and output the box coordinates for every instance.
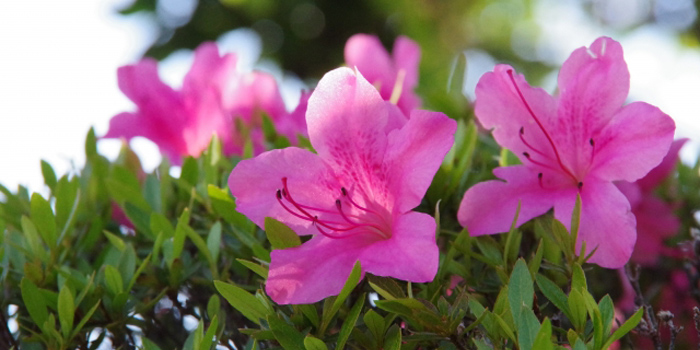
[277,190,315,222]
[522,152,561,173]
[506,70,578,183]
[520,127,553,160]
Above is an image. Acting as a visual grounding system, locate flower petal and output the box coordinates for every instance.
[117,59,181,120]
[227,72,287,122]
[458,166,574,235]
[474,65,559,164]
[359,211,438,282]
[554,180,635,268]
[557,37,629,131]
[590,102,675,182]
[637,138,687,191]
[630,196,679,265]
[228,147,340,236]
[392,36,421,113]
[306,67,391,205]
[104,112,186,164]
[344,34,394,100]
[385,110,456,212]
[183,42,237,96]
[266,235,373,304]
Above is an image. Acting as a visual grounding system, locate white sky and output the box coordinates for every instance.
[1,0,699,193]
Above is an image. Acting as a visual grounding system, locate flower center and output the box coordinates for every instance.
[275,177,391,240]
[506,70,589,191]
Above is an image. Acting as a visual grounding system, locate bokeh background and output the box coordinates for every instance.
[2,0,700,192]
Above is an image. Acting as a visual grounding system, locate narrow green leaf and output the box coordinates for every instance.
[31,193,57,248]
[528,239,545,276]
[214,280,269,325]
[368,275,406,300]
[503,201,522,268]
[126,253,152,292]
[104,265,124,295]
[363,310,385,343]
[184,224,216,277]
[267,314,305,350]
[535,274,571,318]
[181,157,199,186]
[384,324,402,350]
[207,222,222,262]
[150,213,175,238]
[337,294,365,349]
[199,315,218,350]
[303,335,328,350]
[531,318,553,350]
[85,127,97,159]
[207,295,221,319]
[103,230,126,252]
[41,160,57,190]
[571,263,587,292]
[319,261,362,334]
[20,278,48,331]
[21,215,46,261]
[172,209,190,265]
[265,217,301,249]
[236,259,269,278]
[602,307,644,349]
[598,295,614,335]
[570,194,582,251]
[567,289,587,331]
[71,300,100,339]
[58,286,75,339]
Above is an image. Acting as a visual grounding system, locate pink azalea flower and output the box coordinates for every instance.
[228,67,456,304]
[104,42,237,164]
[344,34,421,115]
[457,37,675,268]
[616,139,687,265]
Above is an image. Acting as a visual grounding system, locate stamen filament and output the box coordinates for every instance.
[507,70,578,183]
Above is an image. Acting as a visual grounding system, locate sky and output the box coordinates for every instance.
[1,0,700,194]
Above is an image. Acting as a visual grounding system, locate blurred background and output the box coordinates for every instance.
[2,0,700,192]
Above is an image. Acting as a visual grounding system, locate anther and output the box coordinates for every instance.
[341,187,348,196]
[578,182,583,190]
[523,152,530,158]
[520,126,525,134]
[276,189,282,199]
[538,172,543,179]
[589,138,595,146]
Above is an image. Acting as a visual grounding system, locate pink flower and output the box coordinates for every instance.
[228,67,456,304]
[457,37,675,268]
[225,72,309,154]
[104,42,237,164]
[616,139,687,265]
[344,34,421,115]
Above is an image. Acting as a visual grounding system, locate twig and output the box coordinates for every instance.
[625,264,663,350]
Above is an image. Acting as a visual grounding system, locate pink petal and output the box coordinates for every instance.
[306,67,392,206]
[117,59,181,121]
[392,36,421,113]
[590,102,675,182]
[554,180,636,268]
[344,34,394,100]
[557,37,629,130]
[458,166,575,235]
[276,90,310,142]
[103,112,186,164]
[183,42,237,96]
[228,147,340,236]
[227,72,287,122]
[474,65,559,164]
[359,211,438,282]
[385,109,456,212]
[266,235,373,304]
[630,196,680,265]
[637,138,687,191]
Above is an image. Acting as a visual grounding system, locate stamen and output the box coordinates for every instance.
[341,187,370,212]
[389,69,406,105]
[520,127,553,160]
[589,138,595,147]
[506,70,578,183]
[538,172,543,188]
[522,152,561,172]
[578,182,583,190]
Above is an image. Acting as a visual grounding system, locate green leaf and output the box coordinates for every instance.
[172,209,190,265]
[207,222,222,262]
[384,324,402,350]
[181,157,199,186]
[267,314,305,350]
[150,213,175,238]
[337,294,365,349]
[199,315,218,350]
[567,289,587,331]
[20,278,48,331]
[31,193,57,248]
[570,194,582,251]
[297,304,319,327]
[571,263,587,292]
[58,285,75,339]
[368,275,406,301]
[363,310,385,343]
[236,259,269,278]
[103,230,126,252]
[144,174,162,214]
[319,261,362,335]
[104,265,124,295]
[265,217,301,249]
[214,280,269,325]
[303,335,328,350]
[41,160,57,190]
[602,307,643,349]
[21,215,46,261]
[598,295,614,335]
[535,274,571,319]
[532,318,553,350]
[509,260,538,350]
[207,295,221,319]
[85,127,98,158]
